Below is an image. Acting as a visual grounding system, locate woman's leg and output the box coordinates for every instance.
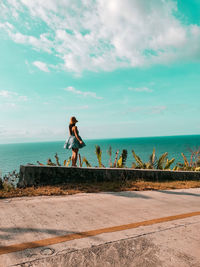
[71,149,75,166]
[74,148,79,166]
[72,148,79,166]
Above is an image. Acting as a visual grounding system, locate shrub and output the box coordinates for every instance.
[33,146,200,172]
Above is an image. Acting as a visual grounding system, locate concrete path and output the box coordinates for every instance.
[0,188,200,266]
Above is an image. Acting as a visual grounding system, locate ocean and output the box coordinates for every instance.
[0,135,200,176]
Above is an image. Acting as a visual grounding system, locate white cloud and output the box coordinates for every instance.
[6,103,16,107]
[127,105,166,115]
[18,95,28,101]
[128,87,153,93]
[8,32,53,53]
[0,102,17,110]
[79,105,89,109]
[0,90,11,97]
[0,90,17,97]
[0,90,28,102]
[0,0,200,72]
[33,61,50,72]
[63,104,89,110]
[65,86,103,99]
[0,125,65,143]
[0,22,13,30]
[151,105,166,114]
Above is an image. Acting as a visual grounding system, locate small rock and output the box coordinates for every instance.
[40,247,55,256]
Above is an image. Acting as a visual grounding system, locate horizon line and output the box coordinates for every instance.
[0,134,200,146]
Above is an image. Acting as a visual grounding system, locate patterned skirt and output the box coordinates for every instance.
[64,135,86,149]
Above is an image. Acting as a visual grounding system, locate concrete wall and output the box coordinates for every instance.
[0,178,3,190]
[18,165,200,188]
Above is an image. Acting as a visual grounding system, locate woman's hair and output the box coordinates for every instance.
[69,123,75,135]
[70,116,78,124]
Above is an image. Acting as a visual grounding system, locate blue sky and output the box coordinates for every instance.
[0,0,200,144]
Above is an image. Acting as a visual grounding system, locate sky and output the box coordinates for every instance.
[0,0,200,144]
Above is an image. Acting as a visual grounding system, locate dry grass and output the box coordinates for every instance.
[0,180,200,199]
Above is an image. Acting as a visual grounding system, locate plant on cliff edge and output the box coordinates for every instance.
[64,157,72,167]
[107,146,112,167]
[95,145,105,167]
[117,149,128,168]
[82,157,92,167]
[113,150,119,168]
[132,149,175,170]
[37,153,72,167]
[2,170,19,189]
[174,149,200,171]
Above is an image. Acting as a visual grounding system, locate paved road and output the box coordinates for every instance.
[0,188,200,266]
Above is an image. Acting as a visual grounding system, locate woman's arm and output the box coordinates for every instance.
[73,126,83,144]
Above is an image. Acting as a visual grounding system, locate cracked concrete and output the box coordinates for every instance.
[0,188,200,266]
[11,220,200,267]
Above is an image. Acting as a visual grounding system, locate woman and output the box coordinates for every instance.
[64,116,86,166]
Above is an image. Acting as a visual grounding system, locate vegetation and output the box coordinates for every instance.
[95,145,105,167]
[107,146,112,167]
[106,147,127,168]
[0,170,19,191]
[173,151,200,171]
[37,153,72,167]
[131,149,175,170]
[34,146,200,171]
[113,150,119,168]
[117,149,128,168]
[82,157,92,167]
[1,180,200,199]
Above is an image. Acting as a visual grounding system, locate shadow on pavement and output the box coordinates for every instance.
[104,191,152,199]
[157,190,200,197]
[0,227,101,241]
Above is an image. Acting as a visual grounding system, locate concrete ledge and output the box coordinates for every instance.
[18,165,200,188]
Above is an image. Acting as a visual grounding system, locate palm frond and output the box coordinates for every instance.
[107,146,112,167]
[190,152,194,167]
[197,156,200,167]
[113,150,119,168]
[132,150,144,168]
[66,157,71,167]
[95,145,102,167]
[121,149,128,167]
[47,158,56,166]
[37,161,44,166]
[149,148,156,168]
[117,156,123,168]
[164,158,175,170]
[82,157,92,167]
[173,166,178,171]
[181,153,189,167]
[157,152,168,169]
[132,162,136,169]
[54,153,61,166]
[145,162,153,169]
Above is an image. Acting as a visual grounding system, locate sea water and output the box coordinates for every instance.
[0,135,200,176]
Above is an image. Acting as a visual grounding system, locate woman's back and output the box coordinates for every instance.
[71,126,79,136]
